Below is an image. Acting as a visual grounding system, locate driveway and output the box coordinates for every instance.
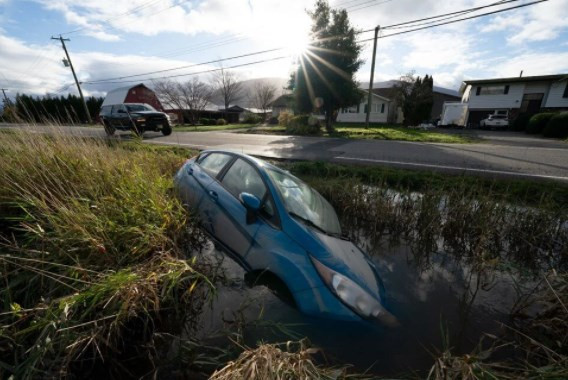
[1,123,567,182]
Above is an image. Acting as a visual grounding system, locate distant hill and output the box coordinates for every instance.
[210,77,289,107]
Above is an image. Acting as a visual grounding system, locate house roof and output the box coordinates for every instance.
[102,83,149,106]
[270,94,293,107]
[463,73,568,85]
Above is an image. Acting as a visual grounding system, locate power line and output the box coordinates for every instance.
[362,0,518,32]
[82,0,545,87]
[357,0,546,42]
[84,55,290,85]
[346,0,394,13]
[87,48,284,83]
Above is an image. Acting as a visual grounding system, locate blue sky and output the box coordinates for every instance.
[1,0,567,99]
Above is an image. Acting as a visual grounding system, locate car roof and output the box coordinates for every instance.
[200,150,292,175]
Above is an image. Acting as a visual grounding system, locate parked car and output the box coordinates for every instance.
[480,114,509,129]
[99,103,172,136]
[174,150,398,326]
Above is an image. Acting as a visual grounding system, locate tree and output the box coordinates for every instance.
[249,81,277,119]
[393,72,434,126]
[211,67,243,112]
[290,0,363,132]
[154,78,214,124]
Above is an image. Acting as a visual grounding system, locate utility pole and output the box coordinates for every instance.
[51,35,92,124]
[365,26,380,128]
[1,88,10,106]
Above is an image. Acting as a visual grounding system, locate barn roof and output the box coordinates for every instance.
[101,83,149,106]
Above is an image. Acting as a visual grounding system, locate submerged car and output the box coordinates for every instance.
[174,150,398,326]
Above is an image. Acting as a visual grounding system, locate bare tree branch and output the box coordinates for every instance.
[211,67,243,110]
[249,81,277,118]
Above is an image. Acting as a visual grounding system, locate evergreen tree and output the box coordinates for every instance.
[14,93,103,124]
[394,72,434,126]
[290,0,363,132]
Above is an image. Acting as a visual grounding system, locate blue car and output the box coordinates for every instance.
[174,150,397,326]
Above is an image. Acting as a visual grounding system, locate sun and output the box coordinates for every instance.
[283,32,311,57]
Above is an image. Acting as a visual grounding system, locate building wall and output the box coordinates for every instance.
[336,99,389,123]
[431,92,461,119]
[544,79,568,108]
[465,83,525,109]
[124,86,164,111]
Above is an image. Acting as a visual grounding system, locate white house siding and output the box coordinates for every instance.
[544,79,568,108]
[336,100,389,123]
[465,83,525,110]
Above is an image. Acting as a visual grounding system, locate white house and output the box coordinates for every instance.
[457,73,568,126]
[336,92,391,123]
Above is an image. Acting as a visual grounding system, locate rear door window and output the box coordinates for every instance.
[198,153,232,178]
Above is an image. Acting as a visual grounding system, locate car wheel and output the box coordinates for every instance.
[103,120,115,136]
[162,125,172,136]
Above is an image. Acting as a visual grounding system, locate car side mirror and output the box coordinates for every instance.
[239,192,260,224]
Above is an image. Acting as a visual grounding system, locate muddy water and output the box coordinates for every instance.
[194,233,529,377]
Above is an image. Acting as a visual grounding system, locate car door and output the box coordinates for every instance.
[202,158,272,260]
[183,152,233,217]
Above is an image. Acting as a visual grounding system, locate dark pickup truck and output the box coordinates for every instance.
[99,103,172,136]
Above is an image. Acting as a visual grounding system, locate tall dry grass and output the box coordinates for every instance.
[0,128,213,378]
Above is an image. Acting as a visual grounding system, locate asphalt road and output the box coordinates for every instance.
[2,123,567,182]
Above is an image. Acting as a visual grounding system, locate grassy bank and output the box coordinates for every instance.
[0,129,214,378]
[240,124,477,143]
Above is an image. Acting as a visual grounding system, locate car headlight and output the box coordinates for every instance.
[135,117,146,122]
[311,256,399,326]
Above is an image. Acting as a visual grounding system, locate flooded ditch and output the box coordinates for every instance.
[192,183,566,377]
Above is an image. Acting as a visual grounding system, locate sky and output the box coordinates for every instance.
[0,0,567,100]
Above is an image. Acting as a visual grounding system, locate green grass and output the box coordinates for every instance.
[241,123,477,143]
[174,123,256,132]
[0,129,213,378]
[286,160,568,206]
[330,125,477,143]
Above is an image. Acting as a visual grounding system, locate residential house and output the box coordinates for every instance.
[458,73,568,126]
[336,91,391,123]
[270,94,294,118]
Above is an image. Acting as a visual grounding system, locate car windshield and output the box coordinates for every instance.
[126,104,155,112]
[267,168,341,236]
[490,115,506,119]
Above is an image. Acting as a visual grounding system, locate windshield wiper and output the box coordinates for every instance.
[288,212,342,238]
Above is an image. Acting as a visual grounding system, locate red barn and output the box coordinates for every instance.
[101,83,164,111]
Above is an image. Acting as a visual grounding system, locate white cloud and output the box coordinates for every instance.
[491,51,568,78]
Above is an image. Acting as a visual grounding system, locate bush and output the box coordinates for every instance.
[243,113,262,124]
[511,114,531,132]
[526,113,556,134]
[268,116,278,125]
[216,118,227,125]
[278,111,294,127]
[285,115,321,135]
[542,112,568,138]
[199,117,211,125]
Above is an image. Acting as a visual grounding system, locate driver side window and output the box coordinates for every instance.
[221,159,266,201]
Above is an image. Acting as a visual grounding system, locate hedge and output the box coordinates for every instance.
[542,112,568,138]
[526,113,556,134]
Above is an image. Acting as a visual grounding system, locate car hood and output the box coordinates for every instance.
[309,230,380,295]
[130,111,166,117]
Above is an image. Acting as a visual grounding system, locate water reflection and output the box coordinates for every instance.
[195,233,531,376]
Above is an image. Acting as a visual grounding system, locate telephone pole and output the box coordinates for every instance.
[51,35,92,124]
[1,88,10,106]
[365,26,380,128]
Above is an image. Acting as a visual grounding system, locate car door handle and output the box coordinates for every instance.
[208,190,218,201]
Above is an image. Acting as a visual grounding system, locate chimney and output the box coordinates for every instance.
[519,70,523,78]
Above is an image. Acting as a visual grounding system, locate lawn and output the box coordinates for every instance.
[240,124,478,143]
[174,123,256,132]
